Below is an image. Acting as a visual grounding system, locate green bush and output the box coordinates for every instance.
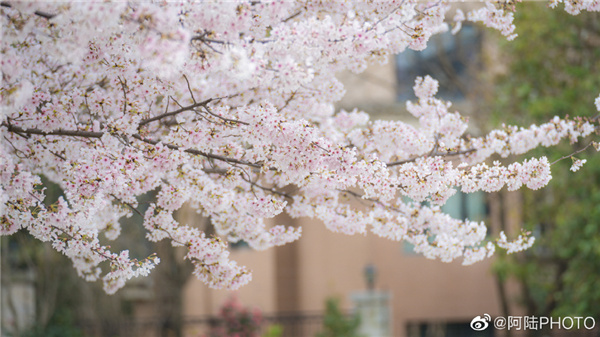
[316,298,362,337]
[261,324,283,337]
[22,308,84,337]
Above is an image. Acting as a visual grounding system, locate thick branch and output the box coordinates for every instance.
[1,122,262,168]
[1,123,103,138]
[1,2,56,19]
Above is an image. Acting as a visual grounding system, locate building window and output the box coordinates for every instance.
[407,321,494,337]
[441,190,486,223]
[403,191,487,254]
[396,25,482,101]
[230,240,250,250]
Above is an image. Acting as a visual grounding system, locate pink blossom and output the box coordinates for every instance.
[1,1,598,293]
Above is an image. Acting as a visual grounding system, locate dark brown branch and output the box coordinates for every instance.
[339,188,403,213]
[200,106,250,126]
[194,39,224,54]
[190,36,229,45]
[138,98,214,127]
[201,167,291,199]
[278,91,296,112]
[3,135,29,159]
[183,74,197,104]
[282,10,302,23]
[428,133,441,157]
[550,140,596,166]
[2,123,104,138]
[190,34,227,54]
[366,4,403,33]
[110,194,143,217]
[1,2,56,19]
[117,76,128,114]
[3,122,477,170]
[140,89,249,127]
[36,141,67,161]
[236,169,292,200]
[2,122,263,168]
[386,148,476,167]
[47,224,134,267]
[130,134,262,168]
[245,179,292,200]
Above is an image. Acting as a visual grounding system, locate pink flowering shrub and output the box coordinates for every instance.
[207,297,263,337]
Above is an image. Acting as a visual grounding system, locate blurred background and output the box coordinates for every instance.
[2,3,600,337]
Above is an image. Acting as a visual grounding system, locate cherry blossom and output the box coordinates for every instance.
[570,158,587,172]
[1,1,599,293]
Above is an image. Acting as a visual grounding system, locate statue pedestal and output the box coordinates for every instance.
[350,291,391,337]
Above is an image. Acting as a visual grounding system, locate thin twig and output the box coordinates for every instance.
[183,74,197,104]
[282,10,302,23]
[339,189,403,213]
[386,148,476,167]
[110,194,143,217]
[130,134,262,168]
[36,140,67,161]
[138,98,213,127]
[279,91,296,111]
[200,106,249,126]
[242,176,292,200]
[117,76,128,114]
[550,141,596,166]
[3,135,29,159]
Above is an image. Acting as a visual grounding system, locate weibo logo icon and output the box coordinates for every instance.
[470,314,491,331]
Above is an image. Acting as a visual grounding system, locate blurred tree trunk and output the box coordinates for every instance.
[154,240,193,337]
[154,211,209,337]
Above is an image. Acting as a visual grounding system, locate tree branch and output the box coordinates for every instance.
[282,10,302,23]
[199,106,250,126]
[2,123,104,138]
[386,148,476,167]
[339,188,403,213]
[1,122,263,168]
[1,2,56,19]
[241,176,292,200]
[129,134,262,168]
[183,74,197,104]
[550,140,596,166]
[138,98,214,127]
[110,194,143,218]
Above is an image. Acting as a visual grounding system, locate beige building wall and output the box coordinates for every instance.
[336,56,404,119]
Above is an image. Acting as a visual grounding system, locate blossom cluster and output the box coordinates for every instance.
[1,1,599,293]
